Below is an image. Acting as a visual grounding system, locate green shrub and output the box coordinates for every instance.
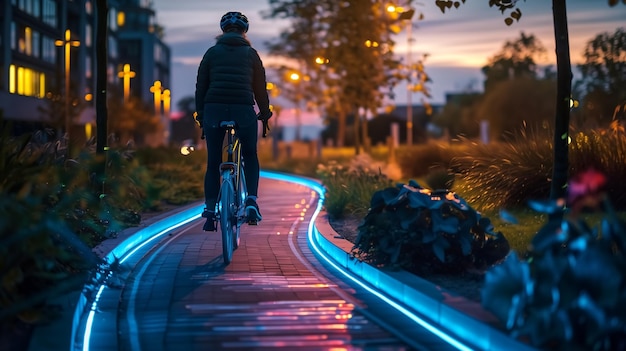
[353,180,510,275]
[0,122,151,326]
[316,155,394,219]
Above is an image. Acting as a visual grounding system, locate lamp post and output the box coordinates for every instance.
[150,80,162,117]
[55,29,80,147]
[289,72,302,142]
[118,63,136,103]
[387,5,415,145]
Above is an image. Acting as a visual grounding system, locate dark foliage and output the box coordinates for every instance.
[352,180,509,275]
[482,169,626,350]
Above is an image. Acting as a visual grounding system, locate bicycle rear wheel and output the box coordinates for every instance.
[233,169,247,250]
[219,177,236,264]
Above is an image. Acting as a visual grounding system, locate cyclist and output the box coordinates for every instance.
[195,11,272,231]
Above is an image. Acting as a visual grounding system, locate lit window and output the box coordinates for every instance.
[118,11,125,27]
[9,65,16,93]
[25,27,32,55]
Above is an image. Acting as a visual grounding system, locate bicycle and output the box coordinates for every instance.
[206,115,270,265]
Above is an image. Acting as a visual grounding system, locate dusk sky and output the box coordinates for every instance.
[152,0,625,128]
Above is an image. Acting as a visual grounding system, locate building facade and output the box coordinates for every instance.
[0,0,171,145]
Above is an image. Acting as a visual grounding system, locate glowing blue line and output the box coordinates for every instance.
[119,215,199,264]
[266,171,473,351]
[78,171,474,351]
[81,213,202,351]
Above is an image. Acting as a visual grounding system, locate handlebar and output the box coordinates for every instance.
[199,114,271,140]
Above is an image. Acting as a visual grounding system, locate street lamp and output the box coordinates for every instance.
[118,64,136,103]
[55,29,80,147]
[289,72,302,142]
[150,80,162,117]
[387,5,416,145]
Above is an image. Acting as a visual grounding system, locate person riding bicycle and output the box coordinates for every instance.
[195,11,272,231]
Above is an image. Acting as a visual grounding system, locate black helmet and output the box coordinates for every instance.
[220,11,249,33]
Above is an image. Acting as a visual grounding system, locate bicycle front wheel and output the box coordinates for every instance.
[219,178,236,264]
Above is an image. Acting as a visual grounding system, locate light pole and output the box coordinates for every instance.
[118,63,136,103]
[289,72,302,142]
[387,5,415,145]
[55,29,80,147]
[150,80,162,117]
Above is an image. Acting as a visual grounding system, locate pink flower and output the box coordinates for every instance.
[567,169,607,206]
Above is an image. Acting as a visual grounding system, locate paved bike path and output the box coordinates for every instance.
[28,174,536,351]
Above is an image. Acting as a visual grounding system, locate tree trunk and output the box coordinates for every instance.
[337,111,346,148]
[354,106,361,155]
[550,0,572,219]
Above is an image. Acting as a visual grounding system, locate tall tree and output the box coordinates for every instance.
[437,0,624,217]
[265,0,409,149]
[577,27,626,126]
[482,32,547,91]
[435,0,573,218]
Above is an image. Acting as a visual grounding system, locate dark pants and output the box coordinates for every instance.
[202,103,259,210]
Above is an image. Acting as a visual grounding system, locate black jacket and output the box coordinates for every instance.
[195,32,270,116]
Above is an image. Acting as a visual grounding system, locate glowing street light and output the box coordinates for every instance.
[118,64,136,103]
[55,29,80,147]
[289,72,303,142]
[387,4,416,145]
[150,80,162,117]
[162,89,171,117]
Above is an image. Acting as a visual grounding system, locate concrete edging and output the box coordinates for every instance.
[312,212,536,351]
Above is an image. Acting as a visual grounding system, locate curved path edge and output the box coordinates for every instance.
[30,170,536,351]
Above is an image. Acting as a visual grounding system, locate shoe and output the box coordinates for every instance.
[245,198,262,223]
[202,209,216,231]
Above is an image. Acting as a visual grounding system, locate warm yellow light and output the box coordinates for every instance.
[315,56,329,64]
[266,82,274,90]
[150,80,162,114]
[24,68,33,96]
[9,65,16,93]
[163,89,171,115]
[39,73,45,98]
[85,93,93,101]
[117,11,125,27]
[17,67,24,95]
[25,27,32,55]
[118,63,136,103]
[387,5,396,13]
[85,123,92,139]
[289,72,300,81]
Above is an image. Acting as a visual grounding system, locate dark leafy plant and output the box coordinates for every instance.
[482,169,626,350]
[352,180,510,275]
[0,119,151,328]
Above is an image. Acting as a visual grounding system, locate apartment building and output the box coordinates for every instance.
[0,0,171,145]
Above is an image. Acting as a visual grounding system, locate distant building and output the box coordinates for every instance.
[0,0,171,144]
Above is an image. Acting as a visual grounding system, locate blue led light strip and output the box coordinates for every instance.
[76,170,473,351]
[260,171,473,351]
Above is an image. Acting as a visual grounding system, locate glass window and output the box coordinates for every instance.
[109,8,117,31]
[32,30,40,58]
[85,0,92,15]
[32,0,40,18]
[42,0,56,27]
[10,22,16,50]
[10,64,45,98]
[85,24,92,47]
[85,55,92,79]
[42,36,56,63]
